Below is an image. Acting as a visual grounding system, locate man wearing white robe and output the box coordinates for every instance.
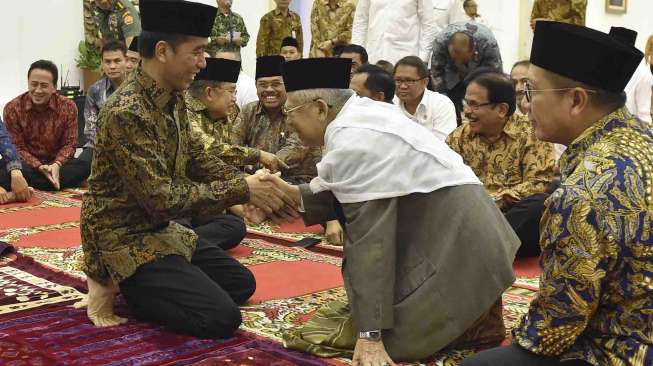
[271,58,520,365]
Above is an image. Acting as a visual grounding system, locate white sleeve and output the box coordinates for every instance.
[417,0,438,62]
[429,94,457,141]
[351,0,370,46]
[634,74,653,123]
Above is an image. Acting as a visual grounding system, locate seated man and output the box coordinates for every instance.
[3,60,90,191]
[78,0,294,336]
[350,64,395,103]
[280,36,301,61]
[394,56,457,141]
[184,57,285,238]
[338,44,368,78]
[232,56,322,184]
[461,23,651,366]
[279,58,519,364]
[510,60,530,115]
[215,50,258,109]
[0,117,32,204]
[232,56,342,243]
[125,35,140,73]
[446,69,555,258]
[80,40,128,164]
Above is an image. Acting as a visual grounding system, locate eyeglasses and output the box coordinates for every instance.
[394,77,426,87]
[217,87,237,96]
[282,100,315,114]
[462,99,495,112]
[523,81,596,103]
[282,98,333,115]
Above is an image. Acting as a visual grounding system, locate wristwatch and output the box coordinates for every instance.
[359,330,382,342]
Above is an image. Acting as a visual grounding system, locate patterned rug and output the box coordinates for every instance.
[0,190,539,366]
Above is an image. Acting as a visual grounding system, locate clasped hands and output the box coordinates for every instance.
[38,162,61,190]
[244,169,301,224]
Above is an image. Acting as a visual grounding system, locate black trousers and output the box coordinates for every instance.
[446,82,467,125]
[4,158,91,191]
[119,237,256,339]
[504,193,548,258]
[189,214,247,251]
[78,147,94,164]
[460,345,591,366]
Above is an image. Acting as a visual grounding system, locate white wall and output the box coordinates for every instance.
[2,0,652,112]
[0,1,85,112]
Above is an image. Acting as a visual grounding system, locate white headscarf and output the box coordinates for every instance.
[309,95,481,203]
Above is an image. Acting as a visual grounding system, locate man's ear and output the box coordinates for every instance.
[569,88,591,118]
[155,41,171,63]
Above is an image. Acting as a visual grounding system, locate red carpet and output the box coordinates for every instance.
[0,207,80,229]
[513,257,540,277]
[278,218,324,234]
[249,260,343,303]
[0,254,333,366]
[0,195,43,209]
[13,227,81,248]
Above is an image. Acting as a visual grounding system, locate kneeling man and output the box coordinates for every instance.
[79,0,292,338]
[276,58,520,365]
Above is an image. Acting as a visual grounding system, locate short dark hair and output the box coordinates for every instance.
[138,31,192,58]
[464,68,517,117]
[375,60,394,75]
[394,56,429,79]
[356,64,395,103]
[101,40,127,57]
[28,60,58,86]
[339,44,368,64]
[511,60,530,74]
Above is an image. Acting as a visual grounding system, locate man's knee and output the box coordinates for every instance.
[232,266,256,305]
[196,302,243,339]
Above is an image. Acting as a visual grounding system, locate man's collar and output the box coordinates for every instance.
[559,106,633,178]
[256,101,286,118]
[273,8,291,16]
[135,65,177,111]
[183,90,208,113]
[319,0,345,9]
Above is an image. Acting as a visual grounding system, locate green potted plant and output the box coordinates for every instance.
[76,40,102,91]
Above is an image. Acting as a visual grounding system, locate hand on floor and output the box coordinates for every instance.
[352,339,396,366]
[74,277,127,327]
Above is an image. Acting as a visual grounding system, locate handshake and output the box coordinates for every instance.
[243,169,302,224]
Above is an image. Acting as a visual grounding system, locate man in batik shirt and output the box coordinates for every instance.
[309,0,355,57]
[231,56,321,184]
[461,22,653,366]
[79,0,293,336]
[530,0,587,30]
[207,0,250,56]
[256,0,303,57]
[447,69,555,257]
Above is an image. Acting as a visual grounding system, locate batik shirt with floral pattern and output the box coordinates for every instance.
[446,113,555,202]
[184,91,260,167]
[256,9,303,57]
[513,107,653,366]
[231,101,322,183]
[531,0,587,26]
[309,0,356,57]
[81,66,249,284]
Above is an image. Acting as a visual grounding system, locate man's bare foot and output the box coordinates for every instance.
[73,277,127,327]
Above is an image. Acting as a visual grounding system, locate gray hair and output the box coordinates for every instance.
[287,89,353,115]
[189,80,224,98]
